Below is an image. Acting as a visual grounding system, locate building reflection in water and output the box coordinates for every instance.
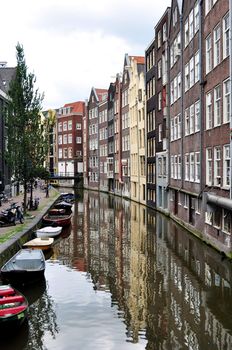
[52,191,232,349]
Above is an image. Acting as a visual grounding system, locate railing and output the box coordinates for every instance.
[49,172,83,179]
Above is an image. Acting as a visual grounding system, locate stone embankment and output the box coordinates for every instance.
[0,187,60,266]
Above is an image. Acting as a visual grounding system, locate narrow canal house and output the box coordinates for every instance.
[203,0,232,247]
[98,90,108,192]
[113,74,122,197]
[128,56,146,205]
[0,64,16,196]
[121,54,131,198]
[107,81,116,194]
[145,37,156,208]
[169,0,203,232]
[154,7,170,213]
[87,88,108,191]
[57,101,85,186]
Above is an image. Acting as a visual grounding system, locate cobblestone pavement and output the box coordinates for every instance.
[0,186,59,237]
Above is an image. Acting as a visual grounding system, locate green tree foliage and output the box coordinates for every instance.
[4,43,49,211]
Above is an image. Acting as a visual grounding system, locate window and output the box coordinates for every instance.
[68,147,72,158]
[63,121,67,131]
[178,155,181,179]
[58,135,62,144]
[206,35,212,74]
[195,100,200,132]
[63,148,68,158]
[76,123,81,130]
[206,92,212,129]
[63,134,67,144]
[158,60,162,78]
[206,148,213,185]
[214,85,221,126]
[214,146,221,186]
[223,13,230,59]
[189,10,194,42]
[222,209,231,234]
[223,79,230,123]
[76,137,82,144]
[185,108,190,136]
[195,51,199,83]
[213,25,220,67]
[158,92,162,110]
[190,57,194,88]
[68,134,72,144]
[223,145,230,187]
[194,2,199,33]
[157,30,161,48]
[185,63,190,91]
[163,22,167,41]
[158,124,162,142]
[58,122,62,132]
[68,120,72,130]
[185,18,189,47]
[185,154,190,180]
[190,104,194,134]
[190,153,195,181]
[195,152,200,182]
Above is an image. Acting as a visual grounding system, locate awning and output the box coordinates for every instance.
[207,193,232,211]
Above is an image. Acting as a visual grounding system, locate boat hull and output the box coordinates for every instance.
[36,226,62,238]
[42,214,72,227]
[0,285,28,332]
[23,237,54,251]
[0,249,46,286]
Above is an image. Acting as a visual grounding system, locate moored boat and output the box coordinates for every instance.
[0,285,28,331]
[36,226,62,238]
[1,249,46,285]
[23,237,54,250]
[53,201,72,214]
[42,213,72,227]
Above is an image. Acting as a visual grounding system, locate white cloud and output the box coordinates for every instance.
[0,0,170,109]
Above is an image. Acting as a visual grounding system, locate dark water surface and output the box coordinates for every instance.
[1,190,232,350]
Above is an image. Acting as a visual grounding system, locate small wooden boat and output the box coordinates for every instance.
[54,201,72,214]
[60,192,75,203]
[49,208,66,215]
[42,213,72,227]
[0,285,28,331]
[23,237,54,250]
[1,249,46,285]
[36,226,62,238]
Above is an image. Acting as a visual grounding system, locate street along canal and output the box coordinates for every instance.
[1,190,232,350]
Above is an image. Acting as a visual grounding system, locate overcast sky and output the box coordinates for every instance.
[1,0,170,109]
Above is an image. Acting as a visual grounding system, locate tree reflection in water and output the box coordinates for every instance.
[27,282,59,350]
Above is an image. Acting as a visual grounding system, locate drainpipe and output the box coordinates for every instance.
[199,0,204,195]
[180,12,184,188]
[230,0,232,199]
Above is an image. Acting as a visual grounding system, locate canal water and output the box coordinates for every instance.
[1,190,232,350]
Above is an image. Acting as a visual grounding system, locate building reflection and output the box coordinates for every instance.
[52,191,232,349]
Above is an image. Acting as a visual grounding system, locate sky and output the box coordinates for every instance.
[0,0,170,110]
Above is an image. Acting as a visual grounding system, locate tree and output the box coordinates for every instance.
[4,43,48,212]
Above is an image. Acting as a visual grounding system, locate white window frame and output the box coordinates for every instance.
[223,78,230,123]
[206,148,212,185]
[223,12,230,59]
[195,152,200,183]
[214,85,221,126]
[195,100,200,132]
[213,24,221,68]
[223,145,230,188]
[206,91,212,129]
[206,35,212,74]
[214,146,221,186]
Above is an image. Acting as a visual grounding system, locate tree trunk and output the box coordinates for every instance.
[23,181,27,214]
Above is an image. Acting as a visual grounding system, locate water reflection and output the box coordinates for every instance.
[1,190,232,349]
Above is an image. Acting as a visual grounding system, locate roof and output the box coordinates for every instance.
[130,56,145,65]
[95,88,108,102]
[0,67,16,93]
[63,101,85,114]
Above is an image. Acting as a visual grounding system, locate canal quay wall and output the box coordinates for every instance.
[0,190,60,267]
[84,185,232,260]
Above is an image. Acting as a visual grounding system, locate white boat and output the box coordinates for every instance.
[23,237,54,250]
[36,226,62,238]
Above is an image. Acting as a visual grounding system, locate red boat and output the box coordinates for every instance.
[0,285,28,331]
[42,213,72,227]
